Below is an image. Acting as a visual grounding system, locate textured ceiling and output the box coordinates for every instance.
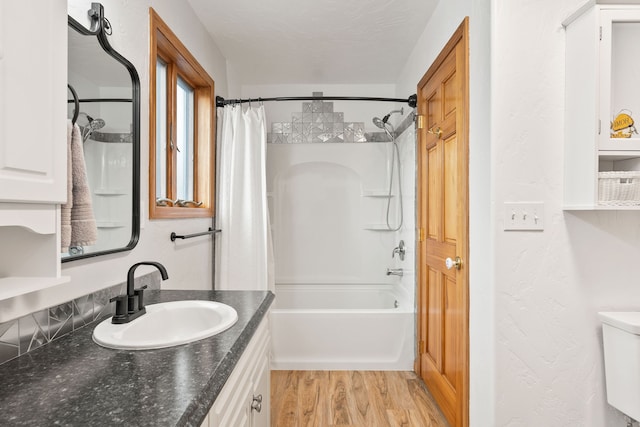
[186,0,438,85]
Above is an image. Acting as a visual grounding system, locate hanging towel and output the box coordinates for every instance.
[61,122,98,252]
[61,120,73,252]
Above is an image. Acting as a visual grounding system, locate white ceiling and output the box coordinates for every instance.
[187,0,438,85]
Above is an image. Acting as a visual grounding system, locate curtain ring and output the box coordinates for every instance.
[258,97,263,106]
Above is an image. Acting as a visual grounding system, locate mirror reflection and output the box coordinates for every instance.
[64,9,139,261]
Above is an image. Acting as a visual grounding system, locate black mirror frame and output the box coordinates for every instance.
[64,2,140,262]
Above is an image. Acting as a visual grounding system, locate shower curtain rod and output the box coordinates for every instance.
[216,94,417,108]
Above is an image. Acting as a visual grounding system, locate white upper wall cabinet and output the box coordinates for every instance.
[0,0,69,323]
[564,4,640,210]
[0,0,67,204]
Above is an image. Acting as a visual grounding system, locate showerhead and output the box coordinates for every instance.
[89,117,106,131]
[78,113,106,142]
[372,117,386,129]
[372,108,404,128]
[373,108,404,141]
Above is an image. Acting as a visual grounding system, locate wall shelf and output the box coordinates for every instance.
[599,139,640,151]
[94,189,128,196]
[598,151,640,161]
[0,204,57,235]
[363,224,394,231]
[362,190,393,198]
[0,276,71,323]
[564,204,640,211]
[96,221,126,228]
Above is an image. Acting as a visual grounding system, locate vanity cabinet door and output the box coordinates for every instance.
[250,354,270,427]
[0,0,67,204]
[206,317,270,427]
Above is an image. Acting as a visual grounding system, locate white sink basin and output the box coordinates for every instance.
[92,300,238,350]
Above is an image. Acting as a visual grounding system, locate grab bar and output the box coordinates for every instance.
[170,227,221,242]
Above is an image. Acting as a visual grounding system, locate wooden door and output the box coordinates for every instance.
[416,18,469,427]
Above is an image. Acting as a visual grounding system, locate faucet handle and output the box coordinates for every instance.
[392,240,406,260]
[134,285,148,311]
[109,295,128,322]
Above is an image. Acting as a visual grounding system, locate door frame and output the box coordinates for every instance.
[415,17,470,427]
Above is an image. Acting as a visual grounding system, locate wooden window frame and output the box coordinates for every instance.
[149,8,215,219]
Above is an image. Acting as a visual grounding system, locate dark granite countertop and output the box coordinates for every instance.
[0,290,274,426]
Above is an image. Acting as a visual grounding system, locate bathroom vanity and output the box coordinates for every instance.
[0,290,273,427]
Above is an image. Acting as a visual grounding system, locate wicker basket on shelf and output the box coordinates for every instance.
[598,171,640,206]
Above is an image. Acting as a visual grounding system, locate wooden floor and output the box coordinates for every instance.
[271,371,449,427]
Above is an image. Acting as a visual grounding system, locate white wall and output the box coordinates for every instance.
[54,0,228,302]
[492,0,639,425]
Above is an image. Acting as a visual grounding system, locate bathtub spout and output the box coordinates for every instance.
[386,268,403,277]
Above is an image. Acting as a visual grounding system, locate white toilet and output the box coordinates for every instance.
[599,311,640,421]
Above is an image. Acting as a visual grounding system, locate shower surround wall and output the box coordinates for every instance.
[266,95,409,285]
[266,97,416,369]
[268,142,397,283]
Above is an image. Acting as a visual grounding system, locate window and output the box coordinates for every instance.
[149,9,215,219]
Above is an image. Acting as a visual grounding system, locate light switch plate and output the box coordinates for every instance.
[503,202,544,231]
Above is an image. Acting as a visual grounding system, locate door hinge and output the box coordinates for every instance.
[419,340,425,354]
[599,26,602,41]
[416,114,425,129]
[418,228,425,242]
[598,119,601,135]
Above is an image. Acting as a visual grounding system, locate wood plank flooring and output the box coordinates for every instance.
[271,371,449,427]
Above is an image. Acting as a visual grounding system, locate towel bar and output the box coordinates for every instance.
[170,227,221,242]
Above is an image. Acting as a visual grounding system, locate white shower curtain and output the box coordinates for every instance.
[216,104,275,291]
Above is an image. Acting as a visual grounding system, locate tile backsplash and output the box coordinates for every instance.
[268,91,384,144]
[0,271,161,366]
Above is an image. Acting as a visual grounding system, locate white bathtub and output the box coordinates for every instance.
[270,284,414,370]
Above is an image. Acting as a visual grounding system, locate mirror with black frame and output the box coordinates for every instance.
[64,3,140,261]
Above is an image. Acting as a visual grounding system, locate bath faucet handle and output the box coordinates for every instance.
[392,240,406,260]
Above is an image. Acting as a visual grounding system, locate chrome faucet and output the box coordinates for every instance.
[392,240,406,261]
[386,268,403,277]
[110,261,169,324]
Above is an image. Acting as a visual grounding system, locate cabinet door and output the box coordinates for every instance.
[599,9,640,151]
[250,354,270,427]
[223,391,251,427]
[0,0,67,203]
[208,318,270,427]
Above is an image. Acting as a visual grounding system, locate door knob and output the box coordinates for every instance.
[445,256,462,270]
[428,126,443,138]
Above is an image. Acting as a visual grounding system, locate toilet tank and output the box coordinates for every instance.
[599,311,640,420]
